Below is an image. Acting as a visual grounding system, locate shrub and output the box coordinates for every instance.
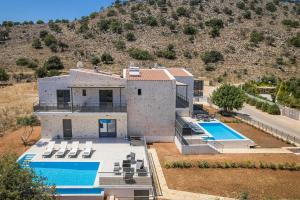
[128,48,153,60]
[201,51,224,64]
[243,11,252,19]
[101,52,114,64]
[16,58,30,66]
[47,70,60,77]
[44,56,64,70]
[43,34,57,47]
[110,20,123,34]
[239,192,249,200]
[107,9,117,17]
[255,7,263,15]
[126,32,136,41]
[32,38,42,49]
[210,27,220,38]
[266,2,277,12]
[183,24,197,35]
[124,22,134,30]
[205,19,224,29]
[261,103,270,112]
[184,51,192,59]
[98,19,110,32]
[156,44,176,60]
[48,22,62,33]
[250,30,264,44]
[255,101,264,109]
[114,39,126,50]
[267,104,280,115]
[282,19,299,28]
[39,30,48,39]
[0,68,9,81]
[223,7,233,15]
[91,56,100,65]
[49,43,58,52]
[146,16,158,26]
[35,67,48,78]
[288,33,300,47]
[176,7,189,17]
[0,29,10,41]
[236,1,246,10]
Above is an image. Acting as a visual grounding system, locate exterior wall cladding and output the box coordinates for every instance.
[36,68,192,142]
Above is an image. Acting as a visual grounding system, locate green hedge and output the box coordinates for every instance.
[245,96,280,115]
[164,160,300,171]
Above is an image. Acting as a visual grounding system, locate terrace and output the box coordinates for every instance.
[20,137,153,189]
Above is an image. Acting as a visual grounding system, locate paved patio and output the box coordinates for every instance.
[22,138,149,173]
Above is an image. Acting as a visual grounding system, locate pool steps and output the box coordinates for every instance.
[19,154,36,168]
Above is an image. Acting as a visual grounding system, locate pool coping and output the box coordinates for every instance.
[196,120,253,142]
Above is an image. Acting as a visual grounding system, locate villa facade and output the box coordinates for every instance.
[34,66,194,143]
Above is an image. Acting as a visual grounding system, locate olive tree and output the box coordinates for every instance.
[211,84,245,112]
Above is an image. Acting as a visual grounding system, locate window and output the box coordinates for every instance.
[82,89,86,96]
[138,89,142,95]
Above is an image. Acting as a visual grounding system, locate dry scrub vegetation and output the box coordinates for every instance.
[0,83,38,136]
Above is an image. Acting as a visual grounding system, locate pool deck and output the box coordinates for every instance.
[21,138,151,187]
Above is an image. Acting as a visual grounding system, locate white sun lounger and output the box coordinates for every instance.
[56,141,68,157]
[82,141,93,158]
[42,141,55,157]
[68,141,79,158]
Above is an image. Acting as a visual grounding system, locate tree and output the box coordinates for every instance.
[0,154,55,200]
[201,51,224,64]
[58,41,69,52]
[16,115,40,146]
[211,84,245,112]
[32,38,42,49]
[91,56,100,65]
[128,48,153,60]
[36,20,44,24]
[0,68,9,81]
[44,56,64,70]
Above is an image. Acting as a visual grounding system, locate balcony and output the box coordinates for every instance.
[176,94,189,108]
[33,103,127,113]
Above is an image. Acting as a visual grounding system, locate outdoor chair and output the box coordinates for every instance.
[124,172,134,183]
[68,141,79,158]
[42,141,55,158]
[122,160,131,168]
[136,159,144,170]
[56,141,68,158]
[82,141,93,158]
[137,167,148,176]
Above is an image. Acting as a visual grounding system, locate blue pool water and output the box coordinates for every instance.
[55,188,103,195]
[28,162,100,186]
[199,122,246,140]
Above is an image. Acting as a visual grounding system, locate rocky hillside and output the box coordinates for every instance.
[0,0,299,83]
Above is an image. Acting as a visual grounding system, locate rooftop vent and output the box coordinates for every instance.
[128,63,140,76]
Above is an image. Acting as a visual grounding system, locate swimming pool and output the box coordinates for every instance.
[28,162,100,186]
[198,122,246,140]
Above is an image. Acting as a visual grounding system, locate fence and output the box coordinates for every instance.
[236,113,300,146]
[278,104,300,120]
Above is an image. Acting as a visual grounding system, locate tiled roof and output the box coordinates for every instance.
[167,68,192,77]
[126,69,173,81]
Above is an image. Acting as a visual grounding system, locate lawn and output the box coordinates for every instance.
[150,143,300,200]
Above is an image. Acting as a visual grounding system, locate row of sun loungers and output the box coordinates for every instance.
[42,141,93,158]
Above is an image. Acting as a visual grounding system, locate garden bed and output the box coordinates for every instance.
[150,143,300,200]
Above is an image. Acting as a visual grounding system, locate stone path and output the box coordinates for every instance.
[148,148,235,200]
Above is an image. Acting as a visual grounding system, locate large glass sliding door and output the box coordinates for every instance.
[98,119,116,137]
[99,90,113,107]
[57,90,70,109]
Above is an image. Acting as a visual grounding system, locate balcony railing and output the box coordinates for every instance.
[33,103,127,113]
[176,94,189,108]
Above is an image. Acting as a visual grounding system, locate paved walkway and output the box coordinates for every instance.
[148,149,234,200]
[239,105,300,139]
